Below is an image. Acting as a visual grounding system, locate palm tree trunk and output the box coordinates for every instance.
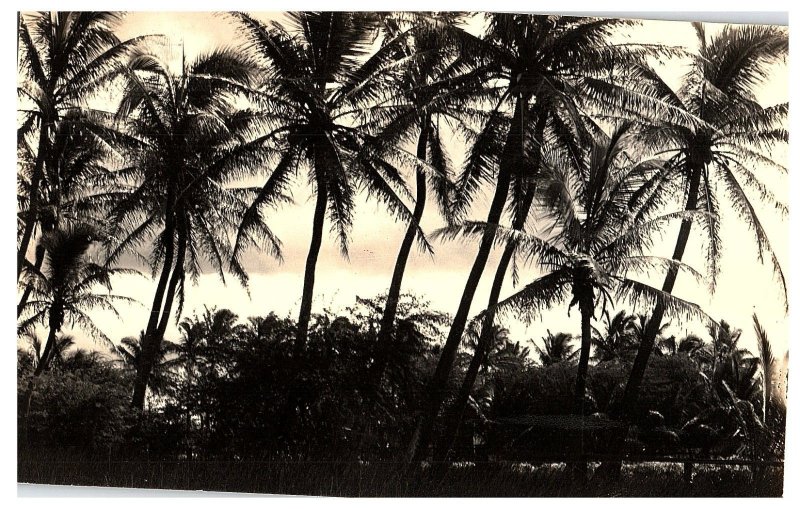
[295,179,329,355]
[432,111,545,462]
[568,291,594,483]
[433,183,538,462]
[132,203,178,410]
[622,166,703,415]
[34,314,61,377]
[23,306,62,445]
[409,97,526,464]
[370,115,431,390]
[574,292,594,415]
[155,226,187,339]
[18,243,46,317]
[18,124,49,280]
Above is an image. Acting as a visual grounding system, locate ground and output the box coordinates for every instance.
[18,448,783,497]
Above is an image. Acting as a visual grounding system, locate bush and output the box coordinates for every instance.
[19,360,134,450]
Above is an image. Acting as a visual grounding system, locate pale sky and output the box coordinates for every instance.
[27,12,789,360]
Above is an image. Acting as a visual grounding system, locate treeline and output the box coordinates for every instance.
[17,12,787,464]
[18,298,786,463]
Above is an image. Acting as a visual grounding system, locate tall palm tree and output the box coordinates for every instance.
[107,44,281,410]
[622,23,788,415]
[365,13,474,390]
[231,12,431,353]
[17,12,147,280]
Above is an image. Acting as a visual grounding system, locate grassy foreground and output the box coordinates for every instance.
[18,448,783,497]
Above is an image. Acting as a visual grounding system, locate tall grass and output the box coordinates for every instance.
[18,447,783,497]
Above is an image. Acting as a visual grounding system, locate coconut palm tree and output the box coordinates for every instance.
[107,44,282,410]
[18,222,135,377]
[710,320,761,405]
[17,12,147,280]
[535,330,579,366]
[591,310,639,362]
[365,13,480,391]
[231,12,433,354]
[622,23,788,415]
[18,222,135,441]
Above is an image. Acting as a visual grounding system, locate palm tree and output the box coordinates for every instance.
[710,320,761,405]
[17,108,125,317]
[535,330,579,366]
[107,44,281,410]
[18,222,135,440]
[410,13,689,462]
[657,333,707,359]
[24,333,76,372]
[365,13,475,390]
[591,310,639,362]
[18,222,135,377]
[17,12,147,280]
[622,23,788,415]
[231,12,433,354]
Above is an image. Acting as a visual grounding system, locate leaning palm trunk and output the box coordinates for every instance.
[433,173,541,461]
[431,219,523,462]
[595,165,704,478]
[132,207,184,410]
[18,244,46,316]
[22,303,63,444]
[622,166,703,413]
[370,116,431,390]
[409,97,527,463]
[18,125,50,280]
[295,177,329,355]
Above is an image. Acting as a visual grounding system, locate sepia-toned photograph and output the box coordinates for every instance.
[16,9,789,497]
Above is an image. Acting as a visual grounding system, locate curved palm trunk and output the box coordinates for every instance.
[370,116,431,390]
[433,113,545,462]
[409,98,526,464]
[18,125,49,280]
[18,243,46,317]
[155,226,187,339]
[295,180,329,355]
[23,302,63,444]
[132,198,179,410]
[434,188,539,462]
[622,166,703,414]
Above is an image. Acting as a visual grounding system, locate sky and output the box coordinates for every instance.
[22,11,790,361]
